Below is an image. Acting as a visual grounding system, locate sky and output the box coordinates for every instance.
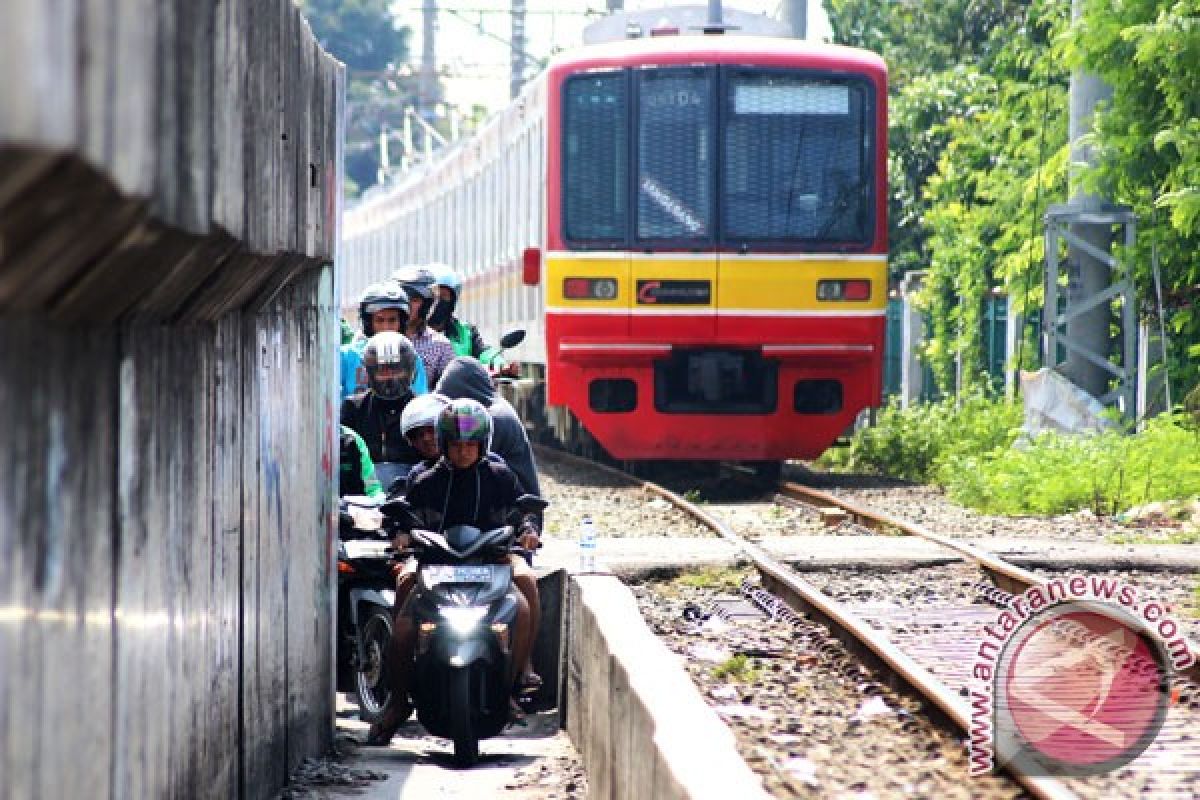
[390,1,833,116]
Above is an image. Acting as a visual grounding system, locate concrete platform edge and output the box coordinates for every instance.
[565,575,772,800]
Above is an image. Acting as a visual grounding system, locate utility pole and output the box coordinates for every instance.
[1062,0,1113,399]
[511,0,527,99]
[419,0,439,119]
[783,0,807,40]
[1041,0,1136,415]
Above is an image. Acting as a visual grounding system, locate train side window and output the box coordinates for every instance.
[562,71,628,246]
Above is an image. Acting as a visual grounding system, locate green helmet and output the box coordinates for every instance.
[437,398,492,460]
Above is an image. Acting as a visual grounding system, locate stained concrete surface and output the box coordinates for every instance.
[534,535,1200,574]
[308,697,579,799]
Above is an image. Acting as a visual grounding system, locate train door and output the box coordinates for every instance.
[630,66,717,342]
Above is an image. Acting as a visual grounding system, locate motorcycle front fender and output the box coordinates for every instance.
[428,635,499,670]
[349,588,396,628]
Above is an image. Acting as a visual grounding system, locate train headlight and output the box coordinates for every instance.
[817,279,871,302]
[564,277,619,300]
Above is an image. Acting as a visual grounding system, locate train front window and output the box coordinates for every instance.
[635,68,714,243]
[722,71,874,245]
[563,72,629,244]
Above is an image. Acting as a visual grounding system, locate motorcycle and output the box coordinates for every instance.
[389,494,547,766]
[336,496,397,723]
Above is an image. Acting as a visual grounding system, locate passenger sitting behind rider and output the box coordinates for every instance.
[368,398,542,745]
[393,392,542,690]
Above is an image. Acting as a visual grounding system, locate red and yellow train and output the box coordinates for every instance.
[343,32,888,467]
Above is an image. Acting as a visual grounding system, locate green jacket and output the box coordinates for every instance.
[444,317,504,367]
[339,425,384,501]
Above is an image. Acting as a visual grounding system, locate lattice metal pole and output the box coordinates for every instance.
[510,0,527,99]
[419,0,439,117]
[783,0,808,39]
[1042,205,1137,417]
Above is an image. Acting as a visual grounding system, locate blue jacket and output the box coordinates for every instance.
[340,337,428,400]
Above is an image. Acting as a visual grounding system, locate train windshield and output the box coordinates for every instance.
[723,69,874,245]
[561,66,877,249]
[635,68,715,242]
[562,72,629,244]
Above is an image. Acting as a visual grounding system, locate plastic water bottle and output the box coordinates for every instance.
[578,515,597,573]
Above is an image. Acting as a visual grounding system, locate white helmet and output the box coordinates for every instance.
[401,392,450,438]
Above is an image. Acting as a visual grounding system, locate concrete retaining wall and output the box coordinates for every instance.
[565,576,772,800]
[0,2,344,798]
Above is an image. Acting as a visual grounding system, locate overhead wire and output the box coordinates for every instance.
[1012,9,1060,398]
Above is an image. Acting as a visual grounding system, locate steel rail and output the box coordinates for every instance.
[776,479,1200,686]
[534,445,1078,800]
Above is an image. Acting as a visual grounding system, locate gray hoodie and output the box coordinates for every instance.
[435,357,542,497]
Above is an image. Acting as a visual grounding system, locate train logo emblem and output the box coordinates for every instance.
[636,280,711,305]
[993,604,1171,776]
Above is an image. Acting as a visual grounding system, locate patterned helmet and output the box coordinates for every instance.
[358,281,410,336]
[401,393,450,438]
[437,397,493,459]
[362,332,416,399]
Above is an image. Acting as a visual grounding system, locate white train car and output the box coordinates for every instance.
[340,79,550,369]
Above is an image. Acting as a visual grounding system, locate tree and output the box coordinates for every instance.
[300,0,419,196]
[1065,0,1200,392]
[828,1,1074,394]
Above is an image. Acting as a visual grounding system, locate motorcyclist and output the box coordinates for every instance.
[435,357,541,498]
[427,264,518,377]
[393,265,456,387]
[339,424,385,502]
[339,319,363,400]
[393,392,541,692]
[399,392,450,483]
[340,333,422,481]
[342,282,429,399]
[366,399,543,745]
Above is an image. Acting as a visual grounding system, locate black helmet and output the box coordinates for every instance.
[437,398,493,460]
[362,332,417,399]
[391,265,436,317]
[359,281,410,337]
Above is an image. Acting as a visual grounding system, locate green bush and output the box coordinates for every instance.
[821,397,1199,517]
[939,412,1200,515]
[818,395,1022,482]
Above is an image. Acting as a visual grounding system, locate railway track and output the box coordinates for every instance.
[539,447,1200,799]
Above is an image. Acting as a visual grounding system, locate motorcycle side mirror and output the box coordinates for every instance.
[380,497,423,531]
[515,494,548,513]
[505,494,547,526]
[499,329,525,349]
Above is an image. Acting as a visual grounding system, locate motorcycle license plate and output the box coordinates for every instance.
[422,565,495,585]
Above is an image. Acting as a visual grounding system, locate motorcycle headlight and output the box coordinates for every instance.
[440,606,487,635]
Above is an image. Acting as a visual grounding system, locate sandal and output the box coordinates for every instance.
[364,701,412,746]
[516,671,543,696]
[507,696,528,728]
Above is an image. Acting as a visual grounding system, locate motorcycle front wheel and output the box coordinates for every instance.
[354,606,394,723]
[450,667,479,766]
